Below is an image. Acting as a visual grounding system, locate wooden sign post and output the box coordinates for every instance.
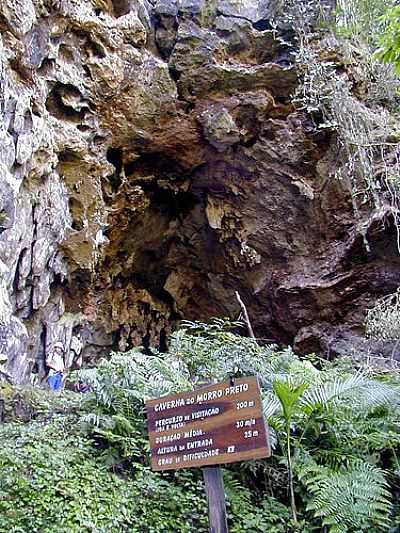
[146,376,270,533]
[203,466,228,533]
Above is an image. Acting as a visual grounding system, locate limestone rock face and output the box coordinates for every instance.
[217,0,273,23]
[0,0,398,383]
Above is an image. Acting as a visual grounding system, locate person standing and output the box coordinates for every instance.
[46,342,65,391]
[0,353,11,384]
[70,333,83,370]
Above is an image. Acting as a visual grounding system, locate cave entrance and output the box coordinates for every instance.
[100,148,205,352]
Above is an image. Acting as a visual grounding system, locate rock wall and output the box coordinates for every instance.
[1,0,399,383]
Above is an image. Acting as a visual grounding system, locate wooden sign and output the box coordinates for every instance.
[146,376,270,472]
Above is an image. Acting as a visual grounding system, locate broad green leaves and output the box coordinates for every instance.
[376,6,400,74]
[273,380,309,424]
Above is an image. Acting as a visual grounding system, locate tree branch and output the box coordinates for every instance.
[235,291,255,340]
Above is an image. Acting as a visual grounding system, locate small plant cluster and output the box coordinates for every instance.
[336,0,395,46]
[366,289,400,342]
[273,1,334,40]
[328,83,400,250]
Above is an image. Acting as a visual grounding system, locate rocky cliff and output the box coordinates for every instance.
[1,0,399,384]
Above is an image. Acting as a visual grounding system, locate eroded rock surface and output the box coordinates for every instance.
[0,0,399,383]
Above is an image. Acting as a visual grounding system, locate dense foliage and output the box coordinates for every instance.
[0,388,211,533]
[1,321,399,532]
[376,4,400,73]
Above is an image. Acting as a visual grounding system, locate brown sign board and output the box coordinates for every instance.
[146,376,270,471]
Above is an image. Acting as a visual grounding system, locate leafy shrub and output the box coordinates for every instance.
[376,4,400,74]
[0,417,138,533]
[0,414,211,533]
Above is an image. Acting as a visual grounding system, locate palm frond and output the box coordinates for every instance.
[262,391,282,420]
[301,372,366,410]
[301,373,399,413]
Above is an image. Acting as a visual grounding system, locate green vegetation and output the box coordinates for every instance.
[1,321,399,532]
[366,289,400,343]
[336,0,395,45]
[376,4,400,74]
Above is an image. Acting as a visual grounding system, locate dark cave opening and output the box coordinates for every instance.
[106,147,124,193]
[98,147,205,352]
[68,197,85,231]
[106,147,123,175]
[148,186,198,220]
[122,150,200,218]
[252,20,272,31]
[124,151,186,178]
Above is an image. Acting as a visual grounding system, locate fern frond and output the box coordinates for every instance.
[303,462,392,532]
